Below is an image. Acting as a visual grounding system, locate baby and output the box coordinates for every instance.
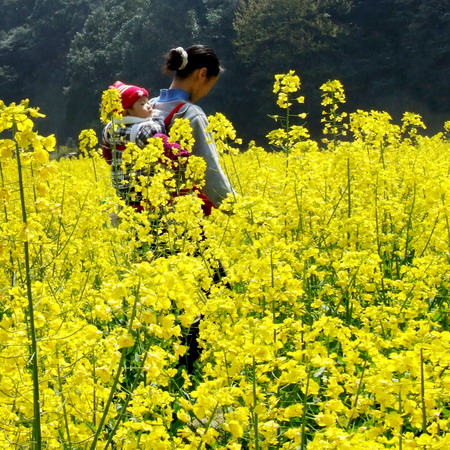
[101,81,167,206]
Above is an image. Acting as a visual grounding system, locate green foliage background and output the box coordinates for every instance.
[0,0,448,144]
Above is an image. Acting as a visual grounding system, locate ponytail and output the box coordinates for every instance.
[164,45,222,79]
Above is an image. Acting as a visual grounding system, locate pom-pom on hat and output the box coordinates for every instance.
[110,81,149,110]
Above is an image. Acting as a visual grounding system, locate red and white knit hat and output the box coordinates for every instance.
[110,81,149,110]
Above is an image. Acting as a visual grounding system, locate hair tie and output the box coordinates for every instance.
[175,47,188,70]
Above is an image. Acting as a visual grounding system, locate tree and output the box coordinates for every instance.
[339,0,450,131]
[337,0,402,110]
[65,0,204,137]
[0,0,32,31]
[0,25,35,102]
[65,2,131,135]
[233,0,352,142]
[234,0,351,68]
[0,0,95,139]
[396,0,450,113]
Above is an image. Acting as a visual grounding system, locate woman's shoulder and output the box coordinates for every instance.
[180,102,204,119]
[152,101,206,123]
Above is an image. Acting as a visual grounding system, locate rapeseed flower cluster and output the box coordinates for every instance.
[273,70,304,110]
[1,75,450,449]
[321,80,348,147]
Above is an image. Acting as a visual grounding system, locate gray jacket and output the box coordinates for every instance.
[152,100,235,207]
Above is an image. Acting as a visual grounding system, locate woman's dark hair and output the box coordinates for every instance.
[164,45,222,79]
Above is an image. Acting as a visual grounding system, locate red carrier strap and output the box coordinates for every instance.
[101,144,126,165]
[162,102,216,216]
[164,102,187,128]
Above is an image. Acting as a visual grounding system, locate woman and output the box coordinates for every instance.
[152,46,235,372]
[151,45,235,215]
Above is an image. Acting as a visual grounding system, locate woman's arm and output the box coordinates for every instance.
[188,111,235,207]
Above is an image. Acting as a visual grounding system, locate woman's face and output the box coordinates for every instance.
[191,69,219,103]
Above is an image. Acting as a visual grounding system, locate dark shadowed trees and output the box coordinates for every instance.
[0,0,448,143]
[233,0,353,141]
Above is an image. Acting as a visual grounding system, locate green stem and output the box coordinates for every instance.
[14,123,42,449]
[89,283,140,449]
[229,151,244,196]
[221,149,238,203]
[285,101,291,158]
[110,118,119,189]
[346,359,367,428]
[442,194,450,263]
[91,156,98,183]
[0,161,9,220]
[445,213,450,264]
[103,350,149,449]
[375,179,389,302]
[195,402,220,450]
[252,355,260,450]
[294,183,304,237]
[332,114,338,150]
[420,348,427,432]
[270,250,277,343]
[347,157,351,243]
[404,182,416,264]
[93,349,97,428]
[0,160,16,285]
[90,344,126,447]
[56,346,72,447]
[300,369,311,450]
[399,386,403,450]
[419,213,439,257]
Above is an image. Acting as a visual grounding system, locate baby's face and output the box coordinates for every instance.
[127,97,152,118]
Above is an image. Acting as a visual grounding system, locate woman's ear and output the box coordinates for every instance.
[198,67,208,80]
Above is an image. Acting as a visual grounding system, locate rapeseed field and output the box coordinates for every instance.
[1,73,450,448]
